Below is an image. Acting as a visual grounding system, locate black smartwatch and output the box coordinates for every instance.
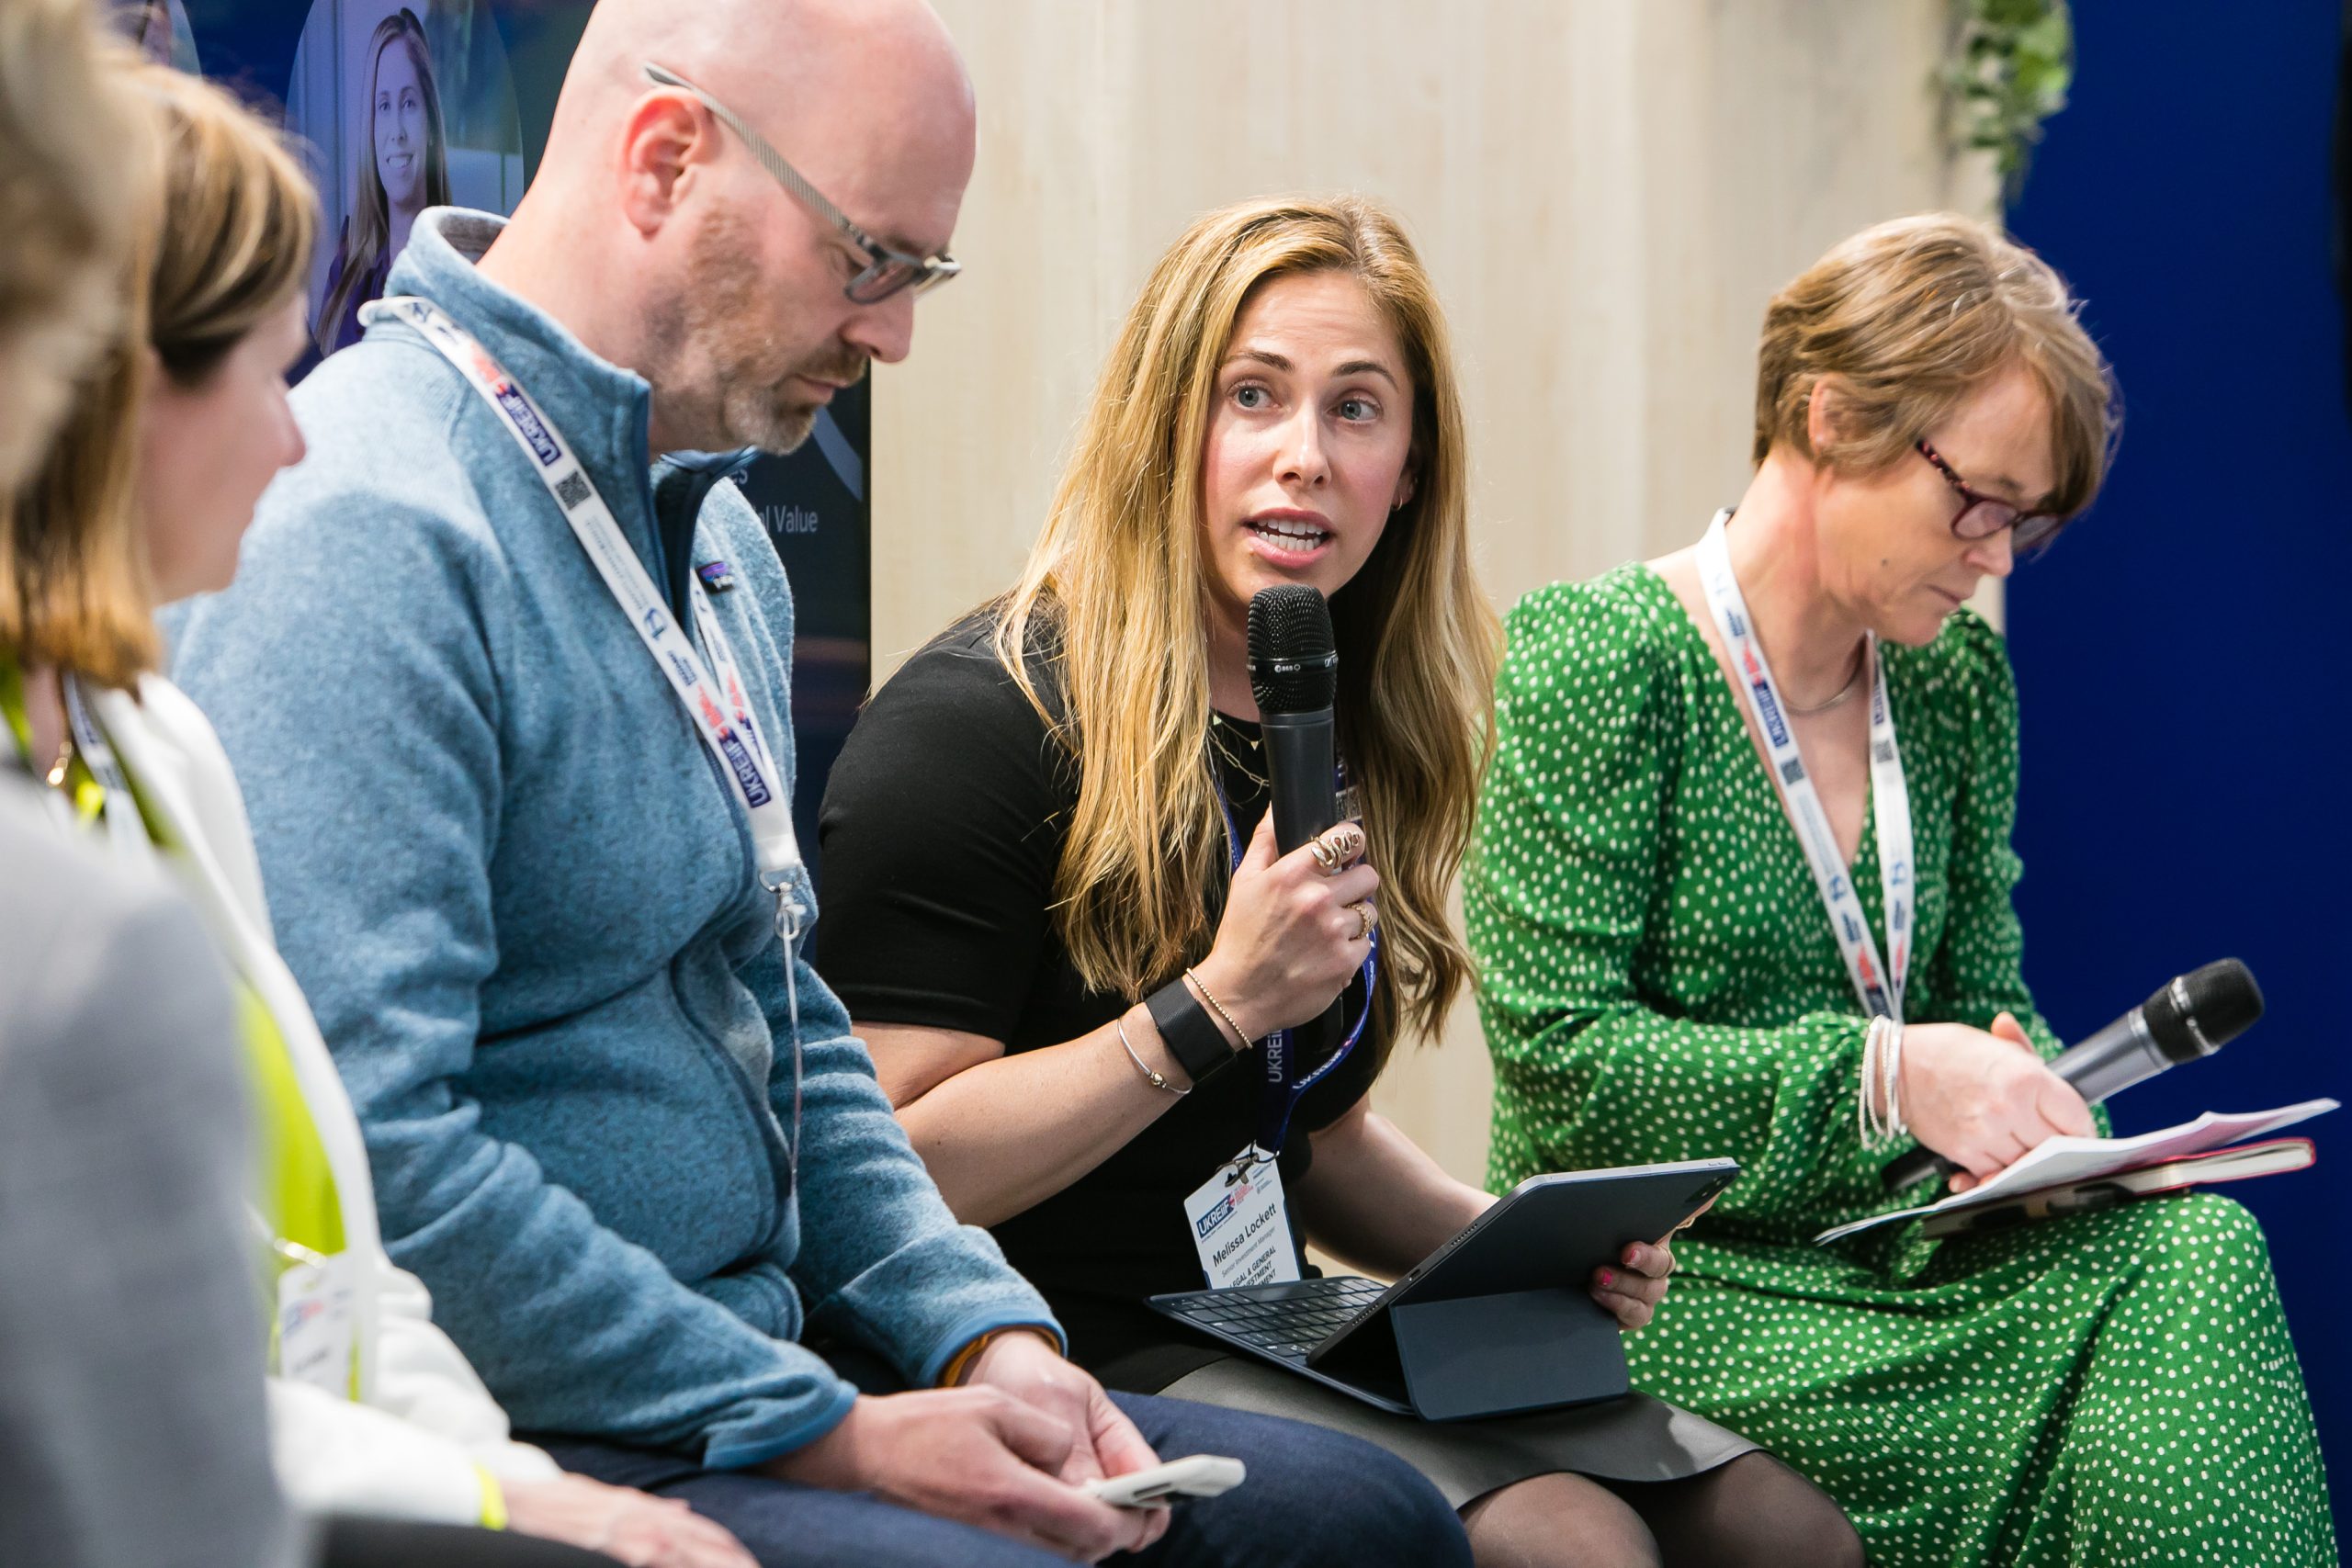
[1145,978,1237,1089]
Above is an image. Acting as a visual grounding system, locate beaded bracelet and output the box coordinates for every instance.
[1184,966,1251,1047]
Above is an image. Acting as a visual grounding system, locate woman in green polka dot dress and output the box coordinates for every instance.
[1467,213,2335,1567]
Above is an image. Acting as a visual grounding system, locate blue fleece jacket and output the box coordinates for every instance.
[172,209,1057,1468]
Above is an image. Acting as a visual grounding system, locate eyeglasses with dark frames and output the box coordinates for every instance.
[642,62,961,305]
[1914,440,2068,555]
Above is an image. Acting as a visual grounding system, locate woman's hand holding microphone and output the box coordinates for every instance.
[1898,1010,2094,1192]
[1186,812,1375,1050]
[1188,811,1693,1337]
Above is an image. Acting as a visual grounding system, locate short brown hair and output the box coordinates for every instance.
[0,62,317,688]
[0,0,149,491]
[1753,212,2117,518]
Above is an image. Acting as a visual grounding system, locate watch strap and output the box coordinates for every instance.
[1146,978,1235,1088]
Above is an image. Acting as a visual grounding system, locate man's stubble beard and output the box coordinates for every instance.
[673,211,868,456]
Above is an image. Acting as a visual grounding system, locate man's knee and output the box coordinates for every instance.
[1113,1393,1471,1568]
[1219,1431,1467,1567]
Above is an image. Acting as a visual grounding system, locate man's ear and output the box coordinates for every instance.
[617,92,708,238]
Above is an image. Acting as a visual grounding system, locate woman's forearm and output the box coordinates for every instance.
[1294,1101,1493,1280]
[865,1012,1205,1229]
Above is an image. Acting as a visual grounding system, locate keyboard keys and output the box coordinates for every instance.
[1161,1273,1391,1359]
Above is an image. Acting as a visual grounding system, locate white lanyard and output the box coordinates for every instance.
[365,297,808,938]
[1695,511,1913,1020]
[367,295,810,1178]
[62,673,159,865]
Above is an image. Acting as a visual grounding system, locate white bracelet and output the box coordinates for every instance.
[1883,1019,1908,1141]
[1858,1017,1883,1147]
[1860,1015,1901,1149]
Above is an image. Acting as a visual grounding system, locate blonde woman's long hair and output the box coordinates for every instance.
[993,195,1498,1063]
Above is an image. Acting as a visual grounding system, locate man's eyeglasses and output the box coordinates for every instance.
[1914,440,2067,555]
[642,62,960,305]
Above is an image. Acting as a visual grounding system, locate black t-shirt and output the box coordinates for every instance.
[816,616,1377,1389]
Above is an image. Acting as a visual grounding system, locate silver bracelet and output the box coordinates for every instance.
[1860,1015,1893,1148]
[1883,1019,1908,1141]
[1118,1019,1189,1097]
[1859,1015,1910,1149]
[1857,1017,1879,1147]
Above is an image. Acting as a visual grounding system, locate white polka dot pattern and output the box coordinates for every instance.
[1464,565,2335,1566]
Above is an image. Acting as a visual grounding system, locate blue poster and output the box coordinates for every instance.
[141,0,871,862]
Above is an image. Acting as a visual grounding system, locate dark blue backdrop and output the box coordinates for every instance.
[2006,0,2348,1526]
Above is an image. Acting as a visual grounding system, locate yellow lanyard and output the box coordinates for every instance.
[1,651,349,1362]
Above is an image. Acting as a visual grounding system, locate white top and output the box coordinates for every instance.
[86,675,558,1523]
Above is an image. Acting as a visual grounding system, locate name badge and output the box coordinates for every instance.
[1183,1146,1300,1291]
[276,1254,356,1396]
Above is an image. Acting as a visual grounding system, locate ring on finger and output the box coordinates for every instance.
[1350,901,1375,941]
[1312,825,1362,874]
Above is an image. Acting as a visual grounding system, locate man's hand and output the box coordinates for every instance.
[963,1331,1170,1555]
[763,1382,1156,1562]
[502,1473,757,1567]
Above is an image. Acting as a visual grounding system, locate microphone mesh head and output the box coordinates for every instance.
[2143,957,2264,1062]
[1247,586,1338,714]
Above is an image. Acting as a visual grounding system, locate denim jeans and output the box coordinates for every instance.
[537,1390,1472,1568]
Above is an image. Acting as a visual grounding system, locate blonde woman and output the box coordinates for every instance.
[1467,213,2335,1565]
[817,197,1859,1568]
[1,62,752,1568]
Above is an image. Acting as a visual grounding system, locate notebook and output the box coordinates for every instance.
[1815,1099,2336,1246]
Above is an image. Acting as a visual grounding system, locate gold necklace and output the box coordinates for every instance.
[1207,713,1268,790]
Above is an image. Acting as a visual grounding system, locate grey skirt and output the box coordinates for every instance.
[1157,1354,1758,1509]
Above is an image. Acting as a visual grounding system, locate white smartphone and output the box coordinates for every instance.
[1080,1454,1248,1508]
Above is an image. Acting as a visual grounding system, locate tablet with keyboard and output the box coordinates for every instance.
[1149,1158,1739,1422]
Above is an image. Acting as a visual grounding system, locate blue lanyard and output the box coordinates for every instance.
[1210,776,1379,1159]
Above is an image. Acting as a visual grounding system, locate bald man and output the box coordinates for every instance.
[172,3,1471,1565]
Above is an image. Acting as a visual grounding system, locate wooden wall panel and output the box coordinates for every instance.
[872,1,1996,1186]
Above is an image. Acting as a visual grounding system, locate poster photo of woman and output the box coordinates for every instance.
[315,9,447,355]
[286,0,523,371]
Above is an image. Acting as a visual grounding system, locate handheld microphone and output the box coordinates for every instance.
[1247,586,1343,1062]
[1246,586,1340,853]
[1883,958,2265,1191]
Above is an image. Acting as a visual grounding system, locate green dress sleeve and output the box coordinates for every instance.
[1906,613,2109,1131]
[1467,577,1881,1225]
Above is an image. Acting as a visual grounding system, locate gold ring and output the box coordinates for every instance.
[1351,902,1375,941]
[1311,825,1363,875]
